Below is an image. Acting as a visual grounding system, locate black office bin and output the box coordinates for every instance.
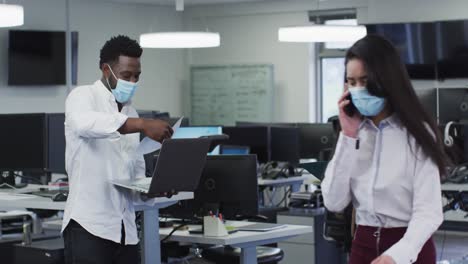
[14,238,64,264]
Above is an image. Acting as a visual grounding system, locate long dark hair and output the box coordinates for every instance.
[345,34,449,177]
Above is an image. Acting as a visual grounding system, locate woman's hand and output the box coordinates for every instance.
[338,84,361,138]
[371,255,396,264]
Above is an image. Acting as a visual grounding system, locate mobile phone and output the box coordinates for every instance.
[344,94,357,117]
[343,74,357,117]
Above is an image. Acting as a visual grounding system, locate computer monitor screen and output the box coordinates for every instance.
[414,88,437,121]
[173,127,222,139]
[161,155,258,220]
[8,30,66,85]
[220,145,250,155]
[236,121,296,127]
[222,126,270,163]
[47,113,66,174]
[438,88,468,125]
[270,127,300,164]
[0,113,47,171]
[298,123,337,159]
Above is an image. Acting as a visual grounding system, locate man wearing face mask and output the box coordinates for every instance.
[61,35,173,264]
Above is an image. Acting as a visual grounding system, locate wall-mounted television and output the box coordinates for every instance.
[435,20,468,79]
[367,20,468,80]
[366,23,437,79]
[8,30,78,86]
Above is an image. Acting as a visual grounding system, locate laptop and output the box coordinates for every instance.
[112,138,211,198]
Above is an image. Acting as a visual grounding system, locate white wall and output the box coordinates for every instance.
[363,0,468,24]
[186,12,312,123]
[0,0,185,116]
[183,0,468,123]
[3,0,468,118]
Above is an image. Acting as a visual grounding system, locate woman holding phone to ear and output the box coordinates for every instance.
[321,35,448,264]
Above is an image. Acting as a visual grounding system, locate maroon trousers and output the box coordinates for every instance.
[349,225,436,264]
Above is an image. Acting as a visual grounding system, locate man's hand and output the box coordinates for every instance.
[371,255,396,264]
[119,118,173,142]
[142,119,173,142]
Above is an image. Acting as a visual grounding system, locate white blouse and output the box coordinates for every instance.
[322,115,443,264]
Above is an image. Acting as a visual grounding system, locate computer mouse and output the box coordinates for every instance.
[51,192,68,202]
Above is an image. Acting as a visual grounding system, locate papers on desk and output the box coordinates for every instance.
[236,223,287,232]
[0,193,36,200]
[136,117,183,155]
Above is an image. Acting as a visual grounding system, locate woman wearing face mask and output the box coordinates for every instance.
[321,35,448,264]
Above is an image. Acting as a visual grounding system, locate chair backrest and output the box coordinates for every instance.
[323,204,354,253]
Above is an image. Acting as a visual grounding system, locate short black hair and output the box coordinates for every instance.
[99,35,142,69]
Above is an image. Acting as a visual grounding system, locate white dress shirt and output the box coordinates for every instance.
[322,115,443,264]
[61,80,146,245]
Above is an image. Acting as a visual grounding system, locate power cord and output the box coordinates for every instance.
[13,173,43,185]
[0,183,17,189]
[161,223,188,243]
[275,187,292,207]
[160,218,201,243]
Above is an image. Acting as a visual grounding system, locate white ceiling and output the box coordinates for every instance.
[97,0,280,6]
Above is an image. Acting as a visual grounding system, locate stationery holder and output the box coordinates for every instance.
[203,216,228,237]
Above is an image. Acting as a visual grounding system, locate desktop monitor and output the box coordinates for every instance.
[415,88,437,121]
[47,113,66,174]
[172,127,222,139]
[298,123,337,160]
[222,126,270,163]
[136,110,155,119]
[220,145,250,155]
[438,88,468,125]
[161,155,258,220]
[173,126,222,155]
[270,127,300,164]
[236,121,296,127]
[0,113,47,172]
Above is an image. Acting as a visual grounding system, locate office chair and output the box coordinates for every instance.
[202,245,284,264]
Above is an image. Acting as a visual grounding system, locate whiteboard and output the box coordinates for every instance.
[191,65,274,126]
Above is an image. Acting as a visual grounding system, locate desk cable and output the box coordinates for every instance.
[160,218,201,243]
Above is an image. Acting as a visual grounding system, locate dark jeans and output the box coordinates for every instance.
[349,225,436,264]
[63,219,139,264]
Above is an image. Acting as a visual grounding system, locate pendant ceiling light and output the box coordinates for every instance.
[0,3,24,28]
[278,24,367,43]
[139,0,220,49]
[140,32,220,48]
[278,5,365,43]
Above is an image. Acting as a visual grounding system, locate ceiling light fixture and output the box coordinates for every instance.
[139,0,220,49]
[0,2,24,28]
[278,24,367,43]
[140,32,220,48]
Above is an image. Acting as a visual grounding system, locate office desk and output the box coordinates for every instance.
[159,221,312,264]
[258,173,318,207]
[0,185,193,264]
[258,174,317,187]
[442,183,468,192]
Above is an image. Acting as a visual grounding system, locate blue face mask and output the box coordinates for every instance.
[106,64,138,103]
[349,86,386,117]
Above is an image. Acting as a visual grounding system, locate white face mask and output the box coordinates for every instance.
[348,86,386,117]
[106,64,138,103]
